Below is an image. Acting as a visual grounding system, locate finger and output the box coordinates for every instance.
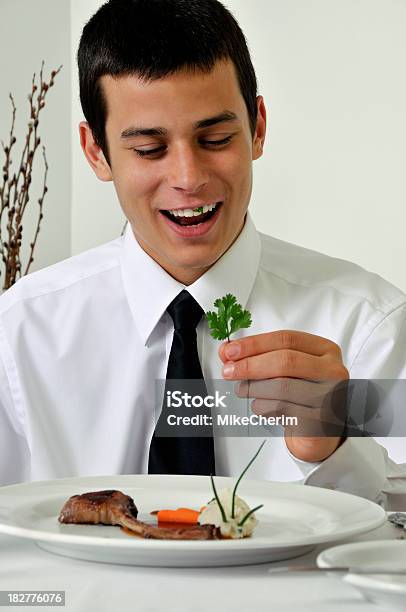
[219,330,341,363]
[251,398,319,419]
[235,378,347,410]
[251,399,327,436]
[223,350,348,381]
[251,399,346,437]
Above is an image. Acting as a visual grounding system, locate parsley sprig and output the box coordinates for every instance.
[206,293,252,342]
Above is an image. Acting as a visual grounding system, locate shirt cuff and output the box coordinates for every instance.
[288,437,387,505]
[287,447,322,478]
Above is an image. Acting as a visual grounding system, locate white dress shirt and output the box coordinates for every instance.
[1,213,405,508]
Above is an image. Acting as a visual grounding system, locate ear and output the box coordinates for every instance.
[252,95,266,161]
[79,121,113,181]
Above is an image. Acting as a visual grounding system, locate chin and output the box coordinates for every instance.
[172,259,214,273]
[174,248,223,269]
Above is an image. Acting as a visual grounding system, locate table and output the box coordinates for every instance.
[0,517,403,612]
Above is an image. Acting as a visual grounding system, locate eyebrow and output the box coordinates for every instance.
[120,110,240,140]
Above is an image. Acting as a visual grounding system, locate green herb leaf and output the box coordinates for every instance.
[231,440,266,518]
[238,504,264,527]
[209,474,228,523]
[206,310,228,341]
[206,293,252,342]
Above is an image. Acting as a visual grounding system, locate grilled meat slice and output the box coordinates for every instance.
[58,489,220,540]
[120,520,220,540]
[58,490,138,526]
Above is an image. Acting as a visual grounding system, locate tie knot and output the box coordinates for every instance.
[167,290,204,330]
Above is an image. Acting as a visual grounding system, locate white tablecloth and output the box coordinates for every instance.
[0,518,403,612]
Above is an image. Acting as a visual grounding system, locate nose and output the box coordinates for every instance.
[167,143,209,194]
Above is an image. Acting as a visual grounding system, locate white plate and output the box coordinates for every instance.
[0,475,385,567]
[317,541,406,610]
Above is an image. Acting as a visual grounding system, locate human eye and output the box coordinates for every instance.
[133,145,166,158]
[132,135,234,158]
[200,135,233,146]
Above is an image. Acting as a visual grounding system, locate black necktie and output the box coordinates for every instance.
[148,290,216,475]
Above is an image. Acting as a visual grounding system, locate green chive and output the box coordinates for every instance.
[210,474,227,523]
[231,440,266,519]
[194,206,204,213]
[238,504,264,527]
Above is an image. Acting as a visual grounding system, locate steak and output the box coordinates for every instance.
[58,490,138,525]
[58,489,220,540]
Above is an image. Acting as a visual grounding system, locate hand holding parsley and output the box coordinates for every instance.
[206,294,252,342]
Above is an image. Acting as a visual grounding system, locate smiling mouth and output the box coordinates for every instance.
[160,202,223,226]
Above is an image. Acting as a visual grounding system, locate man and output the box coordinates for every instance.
[0,0,405,507]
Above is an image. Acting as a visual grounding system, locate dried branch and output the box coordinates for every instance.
[0,62,61,291]
[24,146,48,276]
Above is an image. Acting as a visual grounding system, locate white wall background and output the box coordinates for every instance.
[2,1,406,292]
[245,0,406,293]
[71,0,125,256]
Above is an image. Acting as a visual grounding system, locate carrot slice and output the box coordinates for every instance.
[157,508,200,524]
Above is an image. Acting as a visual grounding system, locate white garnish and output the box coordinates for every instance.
[198,488,258,539]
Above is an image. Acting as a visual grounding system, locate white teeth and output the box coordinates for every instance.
[166,202,219,217]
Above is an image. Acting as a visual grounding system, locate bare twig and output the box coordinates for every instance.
[24,146,48,276]
[0,62,61,290]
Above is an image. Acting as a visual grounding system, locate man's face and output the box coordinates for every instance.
[84,59,266,284]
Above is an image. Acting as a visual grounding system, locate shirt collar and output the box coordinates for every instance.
[120,212,261,345]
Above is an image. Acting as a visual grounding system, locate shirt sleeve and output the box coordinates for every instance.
[289,303,406,509]
[0,326,31,486]
[300,437,406,509]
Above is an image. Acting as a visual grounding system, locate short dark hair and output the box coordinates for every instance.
[77,0,258,166]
